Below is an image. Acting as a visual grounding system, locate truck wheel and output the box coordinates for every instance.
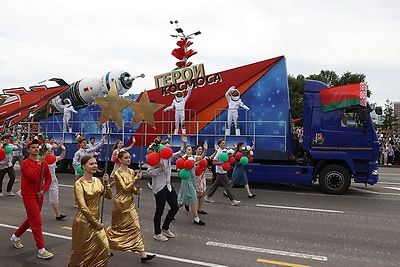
[319,165,351,194]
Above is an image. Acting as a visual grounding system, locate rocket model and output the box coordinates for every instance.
[0,79,70,132]
[52,70,142,111]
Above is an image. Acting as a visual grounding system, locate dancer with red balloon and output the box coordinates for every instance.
[44,141,68,220]
[229,141,256,198]
[194,142,208,215]
[177,143,206,226]
[146,135,187,242]
[204,138,241,206]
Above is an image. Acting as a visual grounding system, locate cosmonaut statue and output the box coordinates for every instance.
[225,86,249,135]
[163,85,193,134]
[57,98,78,133]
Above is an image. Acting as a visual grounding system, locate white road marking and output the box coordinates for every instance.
[384,186,400,191]
[378,182,400,185]
[256,204,343,213]
[154,254,227,267]
[206,241,327,261]
[0,223,227,267]
[351,187,400,196]
[59,184,74,188]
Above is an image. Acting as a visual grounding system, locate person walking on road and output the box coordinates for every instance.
[69,155,112,267]
[44,141,68,220]
[146,135,187,241]
[10,139,54,260]
[204,138,241,206]
[106,150,155,263]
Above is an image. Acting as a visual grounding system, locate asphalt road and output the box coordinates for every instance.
[1,166,399,267]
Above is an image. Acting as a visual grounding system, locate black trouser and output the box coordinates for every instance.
[207,173,235,201]
[0,166,16,193]
[153,185,179,235]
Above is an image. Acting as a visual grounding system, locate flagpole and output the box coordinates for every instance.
[101,120,111,223]
[137,120,145,208]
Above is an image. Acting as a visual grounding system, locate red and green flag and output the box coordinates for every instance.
[320,83,367,112]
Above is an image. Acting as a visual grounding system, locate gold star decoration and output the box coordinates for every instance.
[92,81,132,129]
[128,90,164,129]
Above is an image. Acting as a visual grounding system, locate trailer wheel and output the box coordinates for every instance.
[319,165,351,194]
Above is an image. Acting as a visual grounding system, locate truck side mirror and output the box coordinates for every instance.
[375,107,382,115]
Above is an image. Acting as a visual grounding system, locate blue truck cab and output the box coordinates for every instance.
[246,79,380,194]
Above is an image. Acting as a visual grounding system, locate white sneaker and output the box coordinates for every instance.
[7,191,15,196]
[154,233,168,242]
[38,250,53,259]
[10,237,23,249]
[230,199,241,206]
[204,196,215,203]
[0,192,4,197]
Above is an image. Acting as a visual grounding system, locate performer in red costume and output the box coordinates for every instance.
[10,139,54,260]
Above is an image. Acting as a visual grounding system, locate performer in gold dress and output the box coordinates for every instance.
[69,155,112,267]
[106,150,155,263]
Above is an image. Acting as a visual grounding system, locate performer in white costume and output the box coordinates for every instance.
[57,98,78,133]
[164,85,193,134]
[225,86,249,135]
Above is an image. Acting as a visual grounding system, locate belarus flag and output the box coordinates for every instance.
[319,83,367,112]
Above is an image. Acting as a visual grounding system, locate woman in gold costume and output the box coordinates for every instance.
[106,151,155,263]
[69,155,112,267]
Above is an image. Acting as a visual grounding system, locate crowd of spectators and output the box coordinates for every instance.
[376,128,400,166]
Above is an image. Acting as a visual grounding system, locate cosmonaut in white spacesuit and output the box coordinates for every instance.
[57,98,78,133]
[225,86,249,135]
[163,85,193,134]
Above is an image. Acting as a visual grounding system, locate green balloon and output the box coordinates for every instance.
[77,165,84,175]
[12,137,18,142]
[179,169,190,180]
[219,152,229,162]
[240,156,249,165]
[4,146,12,154]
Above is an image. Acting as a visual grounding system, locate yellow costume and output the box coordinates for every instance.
[106,169,144,252]
[69,177,112,267]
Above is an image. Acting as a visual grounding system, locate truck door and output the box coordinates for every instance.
[337,107,374,161]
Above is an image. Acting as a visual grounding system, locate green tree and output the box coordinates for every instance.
[382,98,398,130]
[288,70,371,127]
[288,74,305,124]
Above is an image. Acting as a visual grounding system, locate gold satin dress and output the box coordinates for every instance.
[106,169,145,252]
[69,177,112,267]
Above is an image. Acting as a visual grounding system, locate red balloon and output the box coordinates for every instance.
[112,155,119,163]
[160,147,173,159]
[195,165,204,176]
[176,158,185,169]
[184,159,195,170]
[0,149,5,161]
[247,155,253,162]
[222,162,231,171]
[199,159,208,169]
[45,154,57,165]
[228,156,235,164]
[235,152,244,160]
[146,152,161,166]
[147,150,153,155]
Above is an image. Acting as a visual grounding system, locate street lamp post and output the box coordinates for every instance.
[169,20,201,68]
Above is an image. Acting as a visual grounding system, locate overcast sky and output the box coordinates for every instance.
[1,0,399,107]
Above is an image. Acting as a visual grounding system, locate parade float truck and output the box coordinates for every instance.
[43,55,381,194]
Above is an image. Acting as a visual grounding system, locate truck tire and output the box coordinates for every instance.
[319,165,351,194]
